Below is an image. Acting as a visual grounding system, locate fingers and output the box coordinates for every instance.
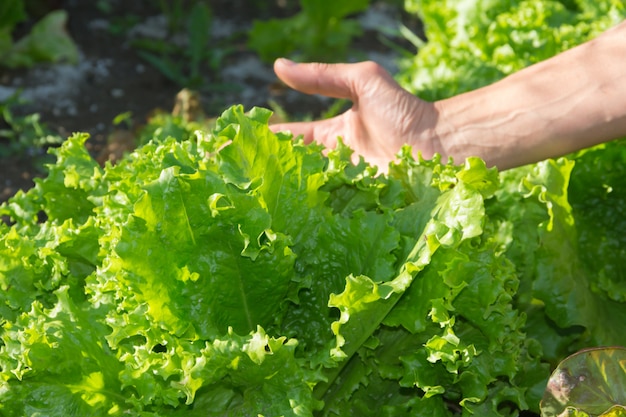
[270,120,317,143]
[270,117,344,147]
[273,58,391,100]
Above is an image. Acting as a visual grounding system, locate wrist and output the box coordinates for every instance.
[431,70,578,170]
[431,92,510,168]
[429,21,626,170]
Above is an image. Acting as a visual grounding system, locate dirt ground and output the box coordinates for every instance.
[0,0,417,202]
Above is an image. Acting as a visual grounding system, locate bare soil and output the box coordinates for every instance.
[0,0,416,202]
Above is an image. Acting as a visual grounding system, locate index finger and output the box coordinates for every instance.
[274,59,386,100]
[270,117,345,149]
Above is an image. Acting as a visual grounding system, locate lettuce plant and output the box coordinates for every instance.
[248,0,370,63]
[398,0,626,100]
[0,94,64,160]
[393,4,626,411]
[2,104,626,415]
[0,105,549,416]
[0,3,78,69]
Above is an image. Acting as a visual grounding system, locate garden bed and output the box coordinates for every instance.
[0,0,412,202]
[2,1,625,416]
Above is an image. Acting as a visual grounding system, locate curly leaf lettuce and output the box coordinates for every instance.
[485,142,626,369]
[0,105,549,416]
[400,0,626,380]
[399,0,626,100]
[2,105,626,416]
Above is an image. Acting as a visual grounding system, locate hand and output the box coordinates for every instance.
[270,59,442,169]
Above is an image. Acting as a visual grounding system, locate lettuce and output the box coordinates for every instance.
[488,140,626,365]
[0,105,553,416]
[2,1,626,415]
[399,0,625,100]
[2,104,625,415]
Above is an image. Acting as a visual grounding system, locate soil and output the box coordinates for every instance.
[0,0,419,203]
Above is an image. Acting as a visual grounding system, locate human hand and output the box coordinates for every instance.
[270,59,443,169]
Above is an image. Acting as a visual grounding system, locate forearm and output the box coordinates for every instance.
[433,20,626,169]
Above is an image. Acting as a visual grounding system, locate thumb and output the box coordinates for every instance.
[273,58,373,100]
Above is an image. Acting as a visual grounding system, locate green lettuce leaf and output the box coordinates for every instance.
[486,148,626,368]
[2,10,79,68]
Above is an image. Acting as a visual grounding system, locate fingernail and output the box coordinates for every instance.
[277,57,296,66]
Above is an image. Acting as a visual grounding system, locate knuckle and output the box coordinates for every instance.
[354,61,392,92]
[358,60,387,77]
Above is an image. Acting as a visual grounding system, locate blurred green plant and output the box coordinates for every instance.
[95,1,141,35]
[0,0,27,52]
[0,0,78,68]
[132,1,233,89]
[157,0,192,34]
[0,94,63,161]
[248,0,371,63]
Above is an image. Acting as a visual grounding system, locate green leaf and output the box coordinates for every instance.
[187,2,212,80]
[0,286,123,417]
[110,166,297,339]
[3,10,79,68]
[0,0,26,31]
[541,347,626,417]
[0,132,105,230]
[0,0,25,55]
[248,0,369,62]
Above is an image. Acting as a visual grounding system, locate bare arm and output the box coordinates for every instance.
[436,20,626,169]
[272,20,626,170]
